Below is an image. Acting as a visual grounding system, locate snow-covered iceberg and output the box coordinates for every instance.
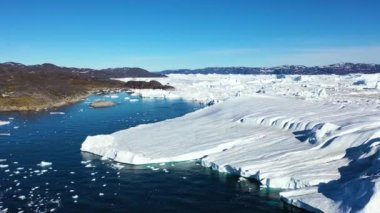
[82,74,380,212]
[117,73,380,105]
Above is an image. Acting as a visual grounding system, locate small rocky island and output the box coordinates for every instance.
[90,100,117,108]
[0,62,171,112]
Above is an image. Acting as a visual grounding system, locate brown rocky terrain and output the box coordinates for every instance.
[124,80,174,90]
[0,62,170,111]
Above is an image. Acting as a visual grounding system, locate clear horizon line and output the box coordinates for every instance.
[1,60,378,72]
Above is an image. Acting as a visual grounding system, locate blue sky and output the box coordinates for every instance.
[1,0,379,71]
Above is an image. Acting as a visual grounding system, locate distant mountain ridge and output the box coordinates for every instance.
[161,63,380,75]
[1,62,165,78]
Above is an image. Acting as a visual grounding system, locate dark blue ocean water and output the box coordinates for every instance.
[0,93,305,213]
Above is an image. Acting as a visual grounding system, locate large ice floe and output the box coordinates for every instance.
[83,74,380,213]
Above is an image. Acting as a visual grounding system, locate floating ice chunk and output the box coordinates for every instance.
[72,195,78,199]
[0,121,10,126]
[99,193,104,196]
[0,133,11,136]
[49,112,65,115]
[151,167,159,171]
[0,164,9,168]
[37,161,52,167]
[129,99,139,102]
[81,160,91,164]
[110,95,119,99]
[85,164,94,168]
[0,159,6,162]
[112,163,124,170]
[18,195,26,200]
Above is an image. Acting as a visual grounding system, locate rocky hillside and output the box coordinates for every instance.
[0,62,167,111]
[1,62,165,78]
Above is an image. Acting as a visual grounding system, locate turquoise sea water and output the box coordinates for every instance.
[0,92,306,213]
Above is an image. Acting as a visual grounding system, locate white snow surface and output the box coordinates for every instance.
[83,74,380,213]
